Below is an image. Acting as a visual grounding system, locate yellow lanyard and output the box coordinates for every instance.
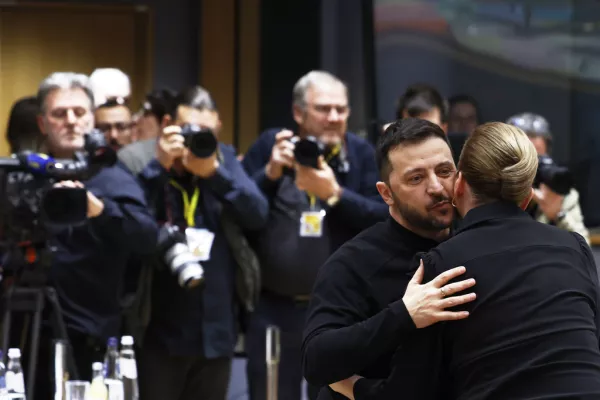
[306,143,342,209]
[169,180,200,227]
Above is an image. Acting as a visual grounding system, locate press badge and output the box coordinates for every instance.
[185,228,215,261]
[300,210,326,237]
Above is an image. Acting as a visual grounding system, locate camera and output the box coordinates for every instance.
[535,155,574,196]
[290,136,324,169]
[156,224,205,289]
[180,124,218,159]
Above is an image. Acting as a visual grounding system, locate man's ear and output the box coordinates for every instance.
[160,114,172,129]
[376,181,394,206]
[453,171,464,202]
[292,104,304,126]
[441,122,448,134]
[36,115,47,137]
[520,188,535,210]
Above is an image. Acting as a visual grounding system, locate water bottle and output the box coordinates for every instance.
[119,336,139,400]
[6,348,25,399]
[88,362,108,400]
[103,337,120,380]
[0,350,7,397]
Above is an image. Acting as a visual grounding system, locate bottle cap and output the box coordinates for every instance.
[107,337,118,347]
[8,348,20,358]
[120,335,134,346]
[92,362,103,371]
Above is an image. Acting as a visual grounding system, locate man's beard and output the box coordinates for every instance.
[392,192,453,232]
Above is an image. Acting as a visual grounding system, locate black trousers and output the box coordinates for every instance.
[138,341,232,400]
[246,291,320,400]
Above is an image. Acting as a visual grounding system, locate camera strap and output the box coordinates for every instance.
[167,180,200,228]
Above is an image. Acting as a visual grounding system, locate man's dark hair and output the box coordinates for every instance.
[395,84,448,123]
[376,118,450,182]
[448,94,481,122]
[6,96,42,153]
[170,85,218,119]
[142,88,178,122]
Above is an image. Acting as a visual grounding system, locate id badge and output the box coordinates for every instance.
[185,228,215,261]
[300,210,326,238]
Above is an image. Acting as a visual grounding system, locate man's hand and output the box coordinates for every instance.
[157,125,185,170]
[183,149,219,178]
[329,375,363,400]
[295,156,341,201]
[53,180,104,218]
[265,130,295,180]
[403,260,476,329]
[533,183,564,221]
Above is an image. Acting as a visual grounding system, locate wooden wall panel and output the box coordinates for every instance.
[0,3,153,156]
[238,0,261,154]
[200,0,260,153]
[200,0,235,146]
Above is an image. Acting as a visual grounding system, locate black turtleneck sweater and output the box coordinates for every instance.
[301,217,440,399]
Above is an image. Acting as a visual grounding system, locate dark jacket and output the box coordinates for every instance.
[132,143,267,356]
[48,165,158,339]
[242,129,388,296]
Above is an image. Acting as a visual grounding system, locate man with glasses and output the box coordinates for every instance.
[95,97,135,149]
[242,70,388,400]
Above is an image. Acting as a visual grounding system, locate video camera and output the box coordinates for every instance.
[180,124,218,159]
[0,129,117,247]
[535,155,574,196]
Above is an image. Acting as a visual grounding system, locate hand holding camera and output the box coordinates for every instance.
[533,184,564,221]
[295,157,340,201]
[158,124,220,177]
[157,125,185,171]
[265,130,295,180]
[52,180,104,219]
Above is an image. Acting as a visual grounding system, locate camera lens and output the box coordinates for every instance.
[164,243,205,289]
[181,124,218,158]
[293,136,323,168]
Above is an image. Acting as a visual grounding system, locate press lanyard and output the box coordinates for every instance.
[169,180,200,227]
[306,143,342,210]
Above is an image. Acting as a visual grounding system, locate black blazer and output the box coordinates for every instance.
[355,201,600,400]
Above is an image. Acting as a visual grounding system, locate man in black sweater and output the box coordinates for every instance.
[302,119,477,399]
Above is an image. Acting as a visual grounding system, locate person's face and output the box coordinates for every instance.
[293,82,349,146]
[37,88,94,155]
[402,107,446,133]
[448,102,478,134]
[135,114,161,140]
[173,105,221,132]
[528,136,547,156]
[377,137,456,234]
[95,105,134,149]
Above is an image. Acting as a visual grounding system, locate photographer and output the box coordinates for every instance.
[242,70,388,400]
[29,72,158,399]
[506,113,589,243]
[135,86,268,400]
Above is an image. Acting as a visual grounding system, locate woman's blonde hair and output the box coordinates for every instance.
[458,122,538,205]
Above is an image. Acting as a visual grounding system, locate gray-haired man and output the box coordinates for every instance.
[24,72,157,399]
[242,70,388,400]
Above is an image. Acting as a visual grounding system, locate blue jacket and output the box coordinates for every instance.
[138,143,268,357]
